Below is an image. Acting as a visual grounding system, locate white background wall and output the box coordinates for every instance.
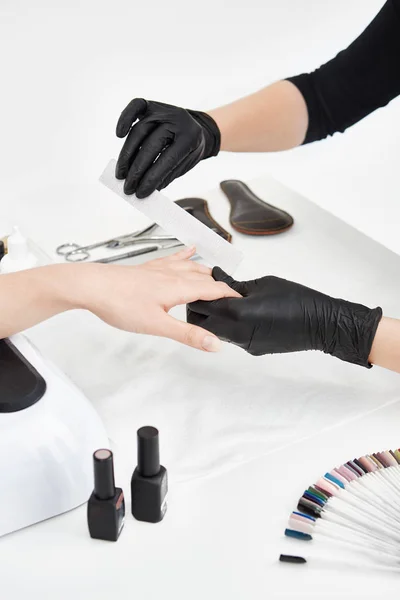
[1,0,398,254]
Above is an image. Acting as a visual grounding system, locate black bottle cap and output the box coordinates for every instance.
[93,449,116,500]
[0,240,5,262]
[279,554,307,564]
[137,426,160,477]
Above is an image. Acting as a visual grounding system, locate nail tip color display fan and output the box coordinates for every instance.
[282,448,400,570]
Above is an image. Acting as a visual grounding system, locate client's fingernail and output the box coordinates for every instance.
[202,336,221,352]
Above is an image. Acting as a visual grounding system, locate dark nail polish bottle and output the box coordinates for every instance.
[131,426,168,523]
[87,449,125,541]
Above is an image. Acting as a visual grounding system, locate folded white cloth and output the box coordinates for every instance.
[26,305,399,484]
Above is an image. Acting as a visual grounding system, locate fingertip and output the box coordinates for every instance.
[123,181,136,196]
[229,288,243,298]
[115,149,129,179]
[160,316,220,353]
[212,266,227,281]
[217,281,241,298]
[213,267,245,295]
[184,245,197,259]
[116,114,132,138]
[170,246,196,260]
[115,165,126,180]
[186,300,207,317]
[137,160,172,197]
[183,247,196,260]
[202,335,221,352]
[116,124,127,138]
[116,98,148,138]
[136,184,154,199]
[191,264,212,276]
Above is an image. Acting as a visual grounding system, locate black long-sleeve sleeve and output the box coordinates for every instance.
[286,0,400,144]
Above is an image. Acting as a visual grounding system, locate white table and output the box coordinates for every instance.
[2,175,400,599]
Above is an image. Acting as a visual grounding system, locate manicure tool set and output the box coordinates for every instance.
[56,222,184,264]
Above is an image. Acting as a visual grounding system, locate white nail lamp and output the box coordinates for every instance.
[0,334,109,537]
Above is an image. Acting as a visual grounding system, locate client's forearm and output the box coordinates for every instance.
[0,265,84,338]
[369,317,400,374]
[208,80,309,152]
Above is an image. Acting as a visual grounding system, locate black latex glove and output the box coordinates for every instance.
[187,267,382,367]
[115,99,220,198]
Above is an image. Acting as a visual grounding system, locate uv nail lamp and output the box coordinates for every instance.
[0,334,109,537]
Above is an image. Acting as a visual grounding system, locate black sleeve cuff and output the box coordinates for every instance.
[330,305,383,369]
[286,74,333,145]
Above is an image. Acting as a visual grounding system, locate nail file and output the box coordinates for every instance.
[99,160,243,274]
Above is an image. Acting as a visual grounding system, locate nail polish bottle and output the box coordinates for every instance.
[87,449,125,541]
[131,426,168,523]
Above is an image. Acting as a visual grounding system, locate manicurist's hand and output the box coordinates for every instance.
[115,99,221,198]
[187,267,383,367]
[0,248,240,352]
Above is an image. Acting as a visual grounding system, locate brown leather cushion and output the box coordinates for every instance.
[220,180,294,235]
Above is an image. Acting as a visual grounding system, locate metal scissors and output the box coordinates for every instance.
[56,223,177,262]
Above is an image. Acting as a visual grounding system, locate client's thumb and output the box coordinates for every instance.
[161,314,221,352]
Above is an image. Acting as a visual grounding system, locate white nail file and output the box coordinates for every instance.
[99,160,243,275]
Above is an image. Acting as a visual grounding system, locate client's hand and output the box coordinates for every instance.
[81,248,240,351]
[0,248,240,351]
[187,267,382,367]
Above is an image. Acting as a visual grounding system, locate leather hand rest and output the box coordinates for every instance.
[175,198,232,242]
[220,180,294,235]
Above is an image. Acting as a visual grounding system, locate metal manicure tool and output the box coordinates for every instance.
[56,223,179,262]
[95,241,184,264]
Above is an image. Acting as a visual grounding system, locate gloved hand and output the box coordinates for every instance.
[115,99,221,198]
[187,267,383,367]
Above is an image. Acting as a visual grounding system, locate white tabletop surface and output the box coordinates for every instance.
[2,173,400,599]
